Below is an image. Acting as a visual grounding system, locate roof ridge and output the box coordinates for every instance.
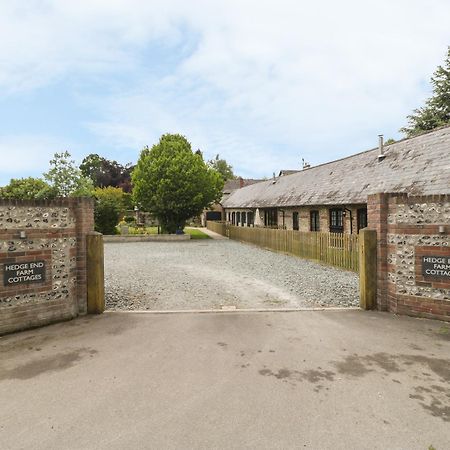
[294,123,450,175]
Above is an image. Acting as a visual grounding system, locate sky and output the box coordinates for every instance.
[0,0,449,186]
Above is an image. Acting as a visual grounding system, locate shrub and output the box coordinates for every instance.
[94,200,120,235]
[93,186,129,234]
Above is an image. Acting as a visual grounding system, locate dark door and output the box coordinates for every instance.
[293,212,299,231]
[357,208,368,232]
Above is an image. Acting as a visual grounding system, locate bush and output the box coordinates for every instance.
[94,201,120,235]
[124,216,135,224]
[93,186,128,234]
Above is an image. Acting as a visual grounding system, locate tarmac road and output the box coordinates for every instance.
[0,310,449,449]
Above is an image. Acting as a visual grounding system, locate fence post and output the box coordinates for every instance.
[359,229,377,310]
[86,232,105,314]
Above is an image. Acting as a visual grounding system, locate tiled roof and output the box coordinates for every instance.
[223,126,450,208]
[222,178,264,193]
[278,170,300,176]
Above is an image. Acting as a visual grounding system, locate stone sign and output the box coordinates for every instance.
[3,261,46,286]
[421,256,450,279]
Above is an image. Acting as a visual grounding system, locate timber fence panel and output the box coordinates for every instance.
[225,225,359,272]
[206,221,227,236]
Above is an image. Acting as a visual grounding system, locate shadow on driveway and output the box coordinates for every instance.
[1,310,449,449]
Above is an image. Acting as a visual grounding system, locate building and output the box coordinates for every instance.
[201,177,264,224]
[222,126,450,234]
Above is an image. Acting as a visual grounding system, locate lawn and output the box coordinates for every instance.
[117,225,210,239]
[126,226,159,235]
[184,228,211,239]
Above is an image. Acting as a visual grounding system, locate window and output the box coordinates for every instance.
[329,208,344,233]
[231,212,236,225]
[247,211,254,226]
[310,210,320,232]
[264,209,278,227]
[242,212,247,226]
[357,208,368,232]
[236,212,241,226]
[293,212,299,231]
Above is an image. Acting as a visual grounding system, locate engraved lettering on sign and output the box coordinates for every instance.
[3,261,46,286]
[421,256,450,279]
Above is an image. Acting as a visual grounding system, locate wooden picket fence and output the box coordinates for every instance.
[207,222,359,272]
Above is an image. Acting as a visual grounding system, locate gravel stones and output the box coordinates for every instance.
[105,240,360,311]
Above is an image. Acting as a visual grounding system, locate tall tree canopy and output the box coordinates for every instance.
[401,47,450,137]
[132,134,223,233]
[80,154,134,192]
[208,154,235,181]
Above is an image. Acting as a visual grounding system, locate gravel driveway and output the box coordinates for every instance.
[105,240,359,310]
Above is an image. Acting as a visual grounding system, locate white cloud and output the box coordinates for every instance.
[0,135,58,184]
[0,135,88,185]
[0,0,449,178]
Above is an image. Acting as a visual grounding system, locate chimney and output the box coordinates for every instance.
[302,158,311,170]
[239,176,244,188]
[272,172,277,184]
[377,134,385,161]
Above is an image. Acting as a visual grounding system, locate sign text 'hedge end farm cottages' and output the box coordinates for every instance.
[421,256,450,279]
[3,261,46,286]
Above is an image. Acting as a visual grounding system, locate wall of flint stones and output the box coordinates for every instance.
[388,200,449,302]
[369,193,450,321]
[387,233,449,300]
[0,198,94,335]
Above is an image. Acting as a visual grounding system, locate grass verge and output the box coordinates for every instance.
[184,228,211,239]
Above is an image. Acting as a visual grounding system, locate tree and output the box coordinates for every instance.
[80,154,134,193]
[400,47,450,137]
[132,134,223,233]
[208,154,235,181]
[79,153,103,182]
[0,177,56,200]
[44,151,94,197]
[94,186,131,214]
[93,187,125,235]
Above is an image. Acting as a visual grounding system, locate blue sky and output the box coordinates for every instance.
[0,0,449,185]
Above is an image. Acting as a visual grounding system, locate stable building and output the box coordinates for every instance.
[201,177,264,225]
[222,126,450,234]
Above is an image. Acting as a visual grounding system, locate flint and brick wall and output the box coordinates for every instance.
[0,198,94,334]
[368,193,450,321]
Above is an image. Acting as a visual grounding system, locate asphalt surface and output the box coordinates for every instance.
[0,310,449,450]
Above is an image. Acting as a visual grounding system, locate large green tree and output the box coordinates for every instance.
[132,134,223,233]
[400,47,450,137]
[208,154,235,181]
[0,177,56,200]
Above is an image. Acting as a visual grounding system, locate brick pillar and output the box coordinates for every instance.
[367,193,390,311]
[73,197,95,314]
